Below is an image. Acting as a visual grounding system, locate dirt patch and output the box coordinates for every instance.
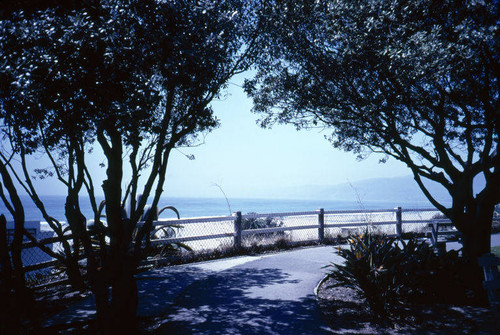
[316,277,499,334]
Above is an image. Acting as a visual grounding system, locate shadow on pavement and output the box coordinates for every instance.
[45,266,214,327]
[154,267,333,335]
[137,266,215,317]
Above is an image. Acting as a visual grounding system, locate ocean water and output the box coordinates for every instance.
[0,194,434,222]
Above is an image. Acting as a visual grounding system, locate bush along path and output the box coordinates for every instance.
[320,232,500,334]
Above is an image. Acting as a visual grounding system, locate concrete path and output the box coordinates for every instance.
[46,233,500,333]
[150,246,342,335]
[148,234,500,334]
[45,245,342,334]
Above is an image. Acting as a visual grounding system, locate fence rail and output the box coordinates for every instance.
[12,206,455,287]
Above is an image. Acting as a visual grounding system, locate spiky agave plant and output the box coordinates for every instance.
[90,200,191,258]
[144,204,193,256]
[325,230,403,321]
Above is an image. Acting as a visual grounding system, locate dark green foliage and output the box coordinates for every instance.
[242,214,287,244]
[242,214,284,231]
[327,232,403,319]
[327,231,482,321]
[0,1,260,333]
[247,0,499,262]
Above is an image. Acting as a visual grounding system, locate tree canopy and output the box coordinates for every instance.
[246,0,499,257]
[0,1,259,333]
[0,0,259,219]
[1,0,255,156]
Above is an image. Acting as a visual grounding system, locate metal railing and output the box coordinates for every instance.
[13,207,453,287]
[147,207,450,250]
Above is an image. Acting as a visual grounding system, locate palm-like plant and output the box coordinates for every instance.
[327,232,402,320]
[88,200,191,258]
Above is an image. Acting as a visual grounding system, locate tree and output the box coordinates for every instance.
[0,1,259,333]
[246,0,499,262]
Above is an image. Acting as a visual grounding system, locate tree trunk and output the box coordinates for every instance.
[461,219,492,261]
[64,191,92,292]
[110,261,138,335]
[0,214,19,334]
[97,127,140,334]
[458,198,495,261]
[92,278,112,335]
[65,256,86,291]
[452,196,496,305]
[0,161,41,332]
[0,215,40,334]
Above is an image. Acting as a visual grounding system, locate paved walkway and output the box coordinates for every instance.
[150,246,342,335]
[46,246,342,334]
[46,234,500,334]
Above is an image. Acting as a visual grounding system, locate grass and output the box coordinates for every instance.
[491,245,500,258]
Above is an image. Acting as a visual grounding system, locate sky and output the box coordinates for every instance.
[159,73,412,199]
[26,73,412,198]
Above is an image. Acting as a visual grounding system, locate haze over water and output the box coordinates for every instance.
[0,195,435,222]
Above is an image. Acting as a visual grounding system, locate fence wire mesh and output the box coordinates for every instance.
[324,209,399,237]
[16,208,455,288]
[145,216,235,261]
[401,208,441,235]
[241,211,318,247]
[13,230,68,288]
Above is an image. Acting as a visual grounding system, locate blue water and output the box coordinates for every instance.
[0,195,434,222]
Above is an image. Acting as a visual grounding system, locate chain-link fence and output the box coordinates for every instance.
[145,216,235,262]
[324,208,401,238]
[20,232,76,287]
[401,208,443,234]
[241,211,319,247]
[15,207,451,288]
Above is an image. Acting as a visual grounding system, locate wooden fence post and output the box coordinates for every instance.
[234,211,242,249]
[318,208,325,243]
[395,207,402,237]
[429,220,438,246]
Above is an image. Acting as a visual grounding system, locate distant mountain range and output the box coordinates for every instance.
[271,175,486,203]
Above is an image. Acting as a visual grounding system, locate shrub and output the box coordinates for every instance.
[326,230,479,322]
[326,231,404,320]
[241,214,284,231]
[146,224,193,257]
[88,202,191,260]
[241,214,288,246]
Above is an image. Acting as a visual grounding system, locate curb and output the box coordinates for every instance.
[313,274,330,297]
